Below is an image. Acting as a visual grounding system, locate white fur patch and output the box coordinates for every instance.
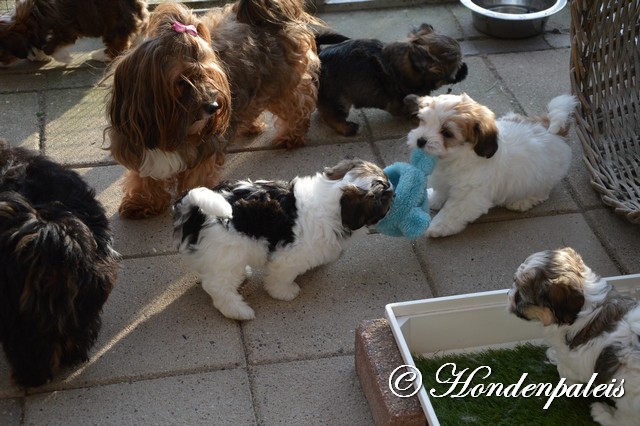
[138,149,186,180]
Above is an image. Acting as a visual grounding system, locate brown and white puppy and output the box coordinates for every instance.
[173,159,393,320]
[0,0,148,65]
[315,24,468,136]
[106,1,320,219]
[508,247,640,426]
[406,93,577,237]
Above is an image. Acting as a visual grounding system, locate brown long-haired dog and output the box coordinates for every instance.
[106,1,320,219]
[0,0,148,65]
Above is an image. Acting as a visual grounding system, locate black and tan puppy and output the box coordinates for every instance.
[0,139,119,387]
[316,24,468,136]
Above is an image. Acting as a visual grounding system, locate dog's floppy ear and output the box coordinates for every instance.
[340,184,392,231]
[324,158,358,181]
[546,283,585,325]
[459,94,499,158]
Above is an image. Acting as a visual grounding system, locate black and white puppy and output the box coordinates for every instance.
[508,247,640,426]
[173,159,393,320]
[0,139,119,387]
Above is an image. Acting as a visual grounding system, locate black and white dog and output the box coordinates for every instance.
[173,159,393,320]
[0,139,118,387]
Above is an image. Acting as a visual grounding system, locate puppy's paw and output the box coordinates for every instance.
[590,402,615,426]
[216,300,255,321]
[266,281,301,301]
[426,220,464,238]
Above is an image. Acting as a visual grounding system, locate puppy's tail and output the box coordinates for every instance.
[175,187,233,221]
[546,94,579,136]
[173,187,233,250]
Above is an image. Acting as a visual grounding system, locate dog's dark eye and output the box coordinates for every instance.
[514,290,521,305]
[441,128,453,138]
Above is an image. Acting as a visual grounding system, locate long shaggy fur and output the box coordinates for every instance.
[315,23,468,136]
[509,247,640,426]
[173,159,393,320]
[406,93,578,237]
[106,0,320,220]
[0,139,118,387]
[0,0,148,65]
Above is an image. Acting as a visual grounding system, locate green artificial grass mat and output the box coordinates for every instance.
[415,343,604,426]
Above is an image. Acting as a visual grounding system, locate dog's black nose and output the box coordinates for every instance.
[203,102,219,115]
[417,137,427,148]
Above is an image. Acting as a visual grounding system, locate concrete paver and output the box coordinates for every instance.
[1,1,639,424]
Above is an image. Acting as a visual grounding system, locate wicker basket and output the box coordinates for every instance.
[570,0,640,223]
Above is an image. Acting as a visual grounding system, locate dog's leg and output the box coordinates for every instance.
[119,170,171,219]
[202,271,255,321]
[590,402,617,426]
[426,191,492,237]
[270,75,317,148]
[177,156,223,196]
[317,99,359,137]
[263,257,303,301]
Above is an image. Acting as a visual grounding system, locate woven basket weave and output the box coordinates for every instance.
[570,0,640,223]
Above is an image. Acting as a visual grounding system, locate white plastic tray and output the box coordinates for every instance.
[385,274,640,425]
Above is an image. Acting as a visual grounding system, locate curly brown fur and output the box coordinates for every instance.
[0,139,118,387]
[316,23,468,136]
[106,0,321,219]
[0,0,148,65]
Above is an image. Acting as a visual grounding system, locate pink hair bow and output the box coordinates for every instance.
[172,21,198,37]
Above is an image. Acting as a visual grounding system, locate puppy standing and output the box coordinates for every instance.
[106,1,320,219]
[0,139,119,387]
[316,24,468,136]
[173,159,393,320]
[508,247,640,426]
[0,0,148,65]
[406,93,578,237]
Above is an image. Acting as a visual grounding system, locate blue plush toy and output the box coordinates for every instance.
[375,148,437,240]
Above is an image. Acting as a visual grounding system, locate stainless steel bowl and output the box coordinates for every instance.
[460,0,567,39]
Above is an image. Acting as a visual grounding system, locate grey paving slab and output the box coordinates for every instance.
[252,356,373,425]
[242,233,431,364]
[319,4,460,41]
[488,48,572,114]
[76,165,176,257]
[43,87,111,165]
[0,399,21,426]
[416,213,622,297]
[25,369,256,426]
[0,92,39,150]
[221,142,379,182]
[585,209,640,274]
[28,255,245,390]
[228,110,370,151]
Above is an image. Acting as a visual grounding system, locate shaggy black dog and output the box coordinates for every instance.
[0,139,118,387]
[316,24,468,136]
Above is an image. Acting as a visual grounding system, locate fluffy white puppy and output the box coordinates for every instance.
[173,159,393,320]
[508,247,640,426]
[405,93,578,237]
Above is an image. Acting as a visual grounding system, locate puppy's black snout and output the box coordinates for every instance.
[417,137,427,148]
[203,101,219,115]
